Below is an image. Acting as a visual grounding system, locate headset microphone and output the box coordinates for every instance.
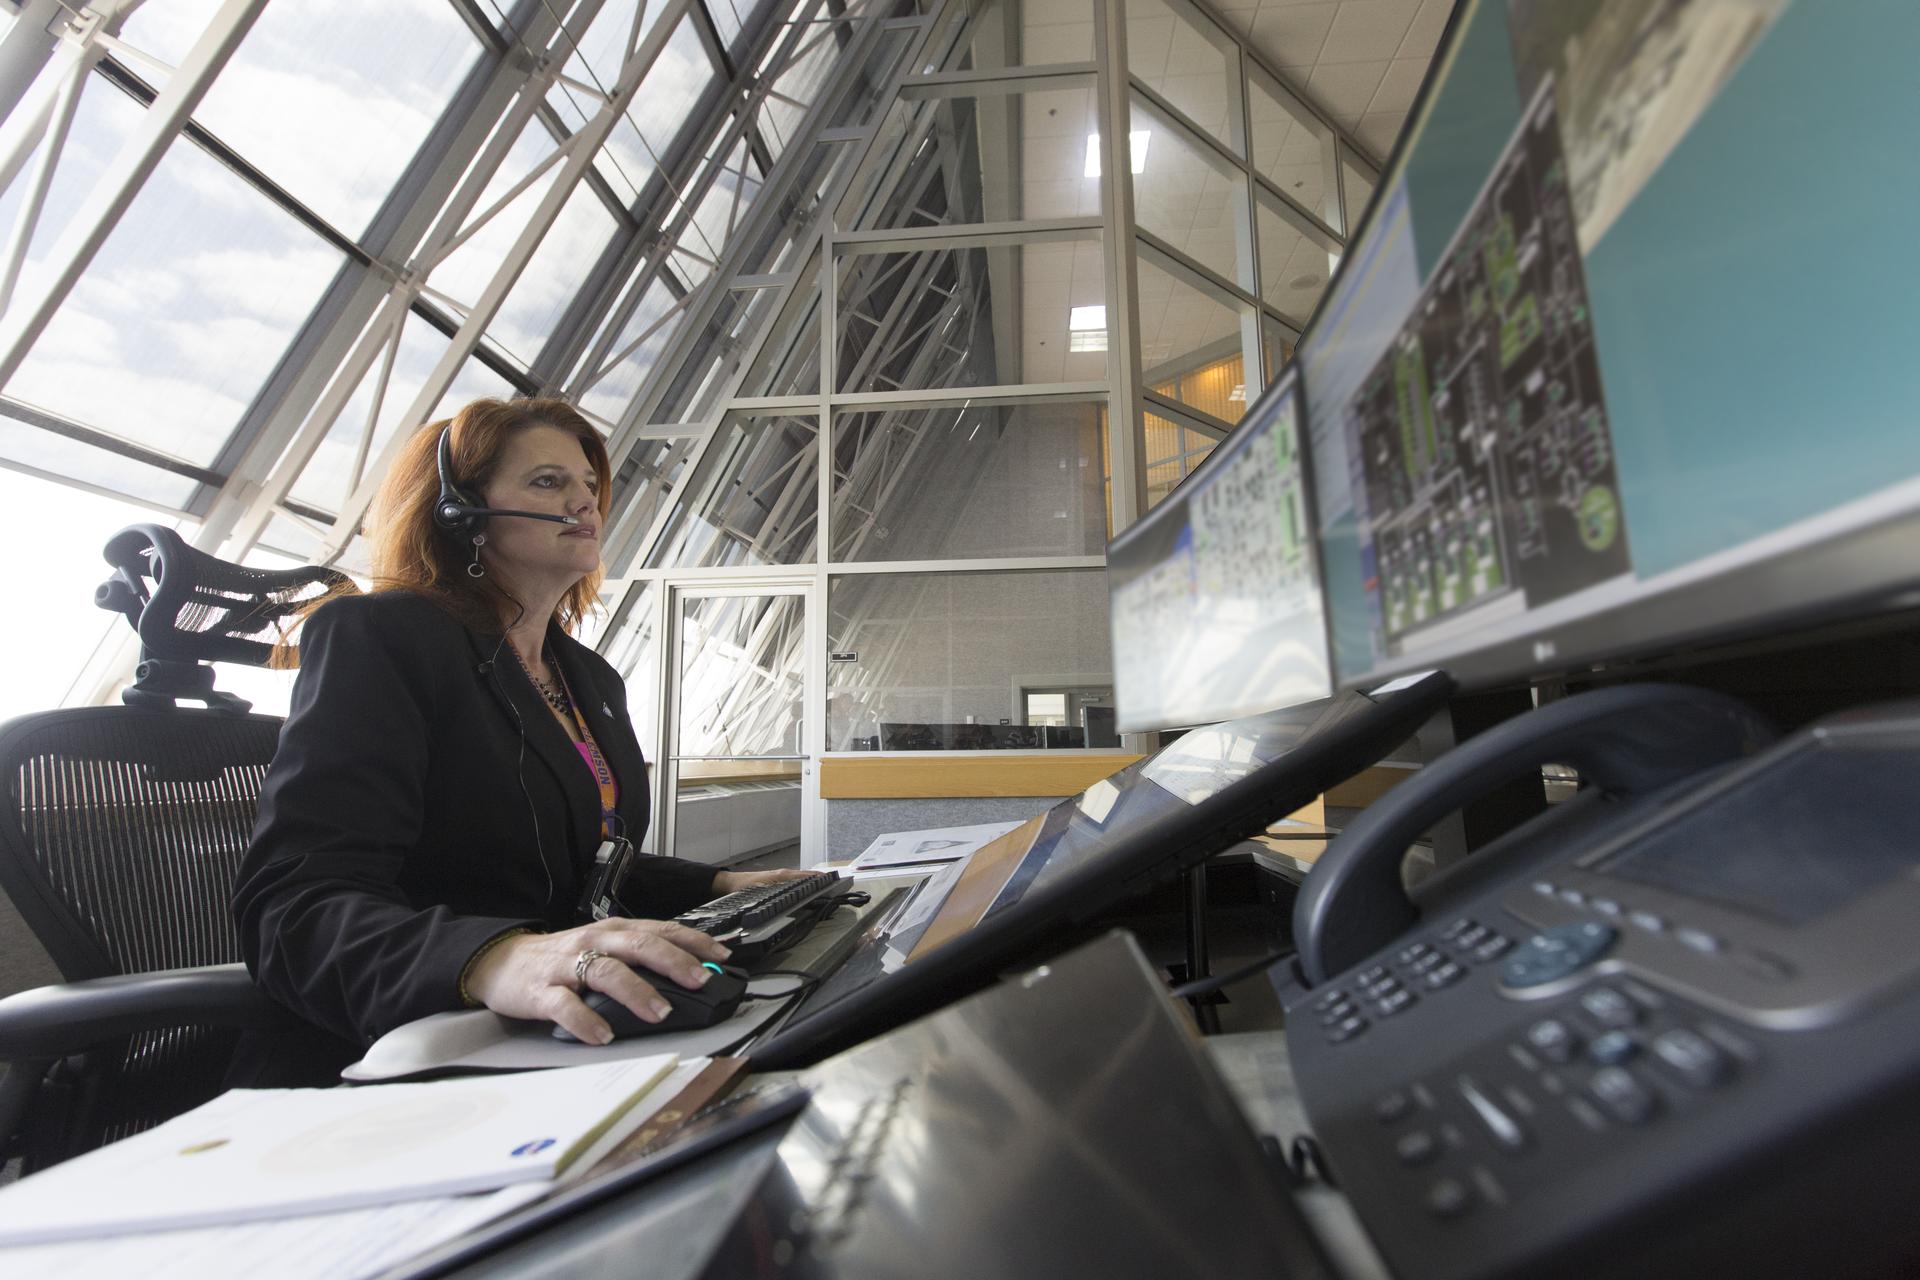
[433,425,582,531]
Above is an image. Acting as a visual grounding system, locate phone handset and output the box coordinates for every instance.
[1293,683,1776,986]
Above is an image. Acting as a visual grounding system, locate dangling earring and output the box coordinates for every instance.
[467,532,487,579]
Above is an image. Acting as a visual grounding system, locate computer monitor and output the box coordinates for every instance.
[1107,365,1331,732]
[1303,0,1920,690]
[748,670,1449,1069]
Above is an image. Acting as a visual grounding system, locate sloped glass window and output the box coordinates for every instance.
[179,0,482,239]
[858,81,1102,230]
[836,235,1105,393]
[924,0,1094,72]
[648,413,819,568]
[8,138,344,485]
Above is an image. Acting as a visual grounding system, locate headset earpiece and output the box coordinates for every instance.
[434,424,482,532]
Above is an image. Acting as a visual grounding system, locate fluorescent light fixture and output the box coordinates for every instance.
[1068,305,1106,331]
[1083,131,1151,178]
[1228,383,1247,402]
[1069,330,1108,352]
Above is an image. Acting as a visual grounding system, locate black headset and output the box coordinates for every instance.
[433,424,582,533]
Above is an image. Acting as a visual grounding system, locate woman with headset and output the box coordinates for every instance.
[230,398,811,1085]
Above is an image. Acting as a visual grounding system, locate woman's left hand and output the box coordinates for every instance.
[712,867,820,894]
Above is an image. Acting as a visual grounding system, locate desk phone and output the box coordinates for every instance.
[1285,685,1920,1278]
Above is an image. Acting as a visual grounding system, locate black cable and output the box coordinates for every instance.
[1168,945,1297,1001]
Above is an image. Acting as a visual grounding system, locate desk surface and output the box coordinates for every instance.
[425,942,1392,1280]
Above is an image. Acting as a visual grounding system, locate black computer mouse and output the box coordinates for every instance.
[551,963,750,1041]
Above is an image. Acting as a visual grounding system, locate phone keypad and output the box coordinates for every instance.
[1314,915,1515,1045]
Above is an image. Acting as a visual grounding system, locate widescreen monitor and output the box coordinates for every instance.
[748,669,1449,1068]
[1107,365,1330,733]
[1302,0,1920,690]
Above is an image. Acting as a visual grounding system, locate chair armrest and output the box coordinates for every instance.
[0,964,296,1060]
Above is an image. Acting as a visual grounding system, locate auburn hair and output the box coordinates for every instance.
[368,396,612,634]
[272,398,611,666]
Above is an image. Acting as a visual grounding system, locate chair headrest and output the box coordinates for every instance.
[95,525,352,669]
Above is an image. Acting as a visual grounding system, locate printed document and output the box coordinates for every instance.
[0,1054,677,1246]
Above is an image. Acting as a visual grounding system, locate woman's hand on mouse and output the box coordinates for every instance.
[463,919,732,1045]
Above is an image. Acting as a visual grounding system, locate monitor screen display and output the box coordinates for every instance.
[1107,367,1330,732]
[1301,0,1920,689]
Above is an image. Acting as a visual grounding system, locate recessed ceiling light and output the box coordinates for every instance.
[1069,305,1106,331]
[1084,131,1151,178]
[1289,273,1323,290]
[1069,330,1108,352]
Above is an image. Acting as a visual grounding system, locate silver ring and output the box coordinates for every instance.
[573,948,607,986]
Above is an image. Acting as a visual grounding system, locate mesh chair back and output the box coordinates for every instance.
[0,705,282,1156]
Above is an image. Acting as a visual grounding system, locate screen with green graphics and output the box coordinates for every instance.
[1302,0,1920,688]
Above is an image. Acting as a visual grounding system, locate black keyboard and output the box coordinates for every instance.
[675,872,841,936]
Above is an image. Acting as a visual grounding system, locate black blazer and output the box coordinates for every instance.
[231,590,717,1077]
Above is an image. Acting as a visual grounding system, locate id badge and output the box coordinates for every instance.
[579,836,636,921]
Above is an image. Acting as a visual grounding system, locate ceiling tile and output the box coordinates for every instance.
[1318,0,1419,65]
[1248,3,1337,68]
[1369,57,1429,114]
[1397,0,1456,59]
[1355,109,1408,155]
[1307,60,1389,117]
[1215,5,1257,38]
[1023,21,1095,65]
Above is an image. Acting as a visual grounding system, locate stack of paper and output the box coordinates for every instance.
[0,1054,678,1248]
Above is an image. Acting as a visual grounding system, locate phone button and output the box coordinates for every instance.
[1395,1129,1438,1166]
[1524,1018,1578,1063]
[1426,1177,1474,1219]
[1500,922,1617,989]
[1588,1066,1659,1125]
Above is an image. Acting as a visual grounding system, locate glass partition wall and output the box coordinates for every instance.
[1,0,1378,861]
[585,0,1378,860]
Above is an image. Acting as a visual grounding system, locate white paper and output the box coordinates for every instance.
[0,1055,677,1246]
[0,1058,714,1280]
[344,977,802,1082]
[849,821,1021,870]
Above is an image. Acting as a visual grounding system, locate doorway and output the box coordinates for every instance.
[659,580,818,868]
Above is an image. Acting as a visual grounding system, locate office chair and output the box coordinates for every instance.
[0,525,349,1172]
